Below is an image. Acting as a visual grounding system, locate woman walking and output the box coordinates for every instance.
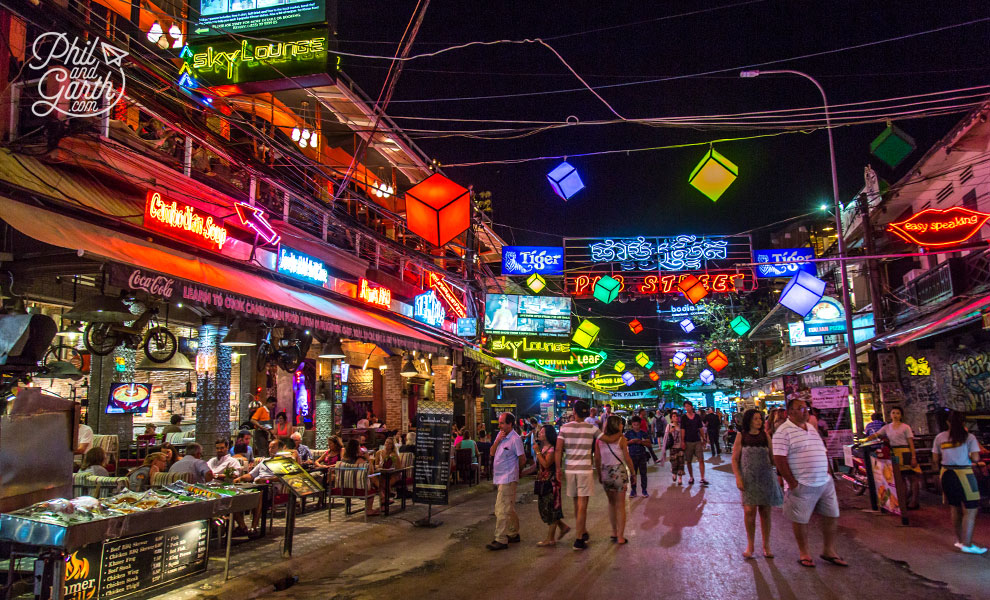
[866,407,921,509]
[933,411,986,554]
[731,409,783,559]
[595,416,635,544]
[531,424,570,546]
[661,412,686,485]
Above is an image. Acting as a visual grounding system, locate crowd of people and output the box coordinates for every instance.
[484,399,987,560]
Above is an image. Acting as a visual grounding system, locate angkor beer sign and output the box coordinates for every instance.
[27,32,127,118]
[143,190,229,250]
[887,207,990,248]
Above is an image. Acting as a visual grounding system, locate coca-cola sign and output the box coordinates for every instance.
[125,268,175,298]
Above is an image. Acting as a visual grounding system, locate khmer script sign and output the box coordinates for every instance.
[27,32,127,118]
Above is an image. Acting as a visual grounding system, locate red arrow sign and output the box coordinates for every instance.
[234,202,280,246]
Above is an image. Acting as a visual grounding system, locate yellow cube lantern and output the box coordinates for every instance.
[526,273,546,294]
[572,319,600,349]
[688,147,738,202]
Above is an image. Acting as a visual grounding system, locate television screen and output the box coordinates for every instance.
[106,383,152,414]
[483,294,571,337]
[190,0,328,38]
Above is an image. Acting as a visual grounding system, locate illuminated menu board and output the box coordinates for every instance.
[190,0,328,39]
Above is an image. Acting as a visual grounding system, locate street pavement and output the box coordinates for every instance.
[253,453,986,600]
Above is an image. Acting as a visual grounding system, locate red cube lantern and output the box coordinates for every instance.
[649,371,660,382]
[706,348,729,372]
[405,173,471,247]
[628,319,643,334]
[678,274,708,304]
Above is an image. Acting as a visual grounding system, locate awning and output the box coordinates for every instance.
[871,295,990,349]
[0,197,448,353]
[496,357,553,384]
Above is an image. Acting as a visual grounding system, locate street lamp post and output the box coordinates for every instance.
[740,69,864,432]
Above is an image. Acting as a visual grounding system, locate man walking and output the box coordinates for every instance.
[556,400,601,549]
[625,416,650,497]
[705,408,723,457]
[585,406,600,428]
[487,412,526,551]
[681,401,709,485]
[773,398,847,568]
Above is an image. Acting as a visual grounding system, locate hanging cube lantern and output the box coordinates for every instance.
[622,371,636,386]
[645,360,654,370]
[572,319,600,348]
[730,315,751,336]
[614,361,626,373]
[706,349,729,372]
[593,276,621,304]
[677,275,708,304]
[699,368,715,385]
[628,319,643,334]
[405,173,471,247]
[679,318,696,333]
[779,270,826,317]
[870,123,916,169]
[547,161,585,200]
[688,147,738,202]
[526,273,547,294]
[649,371,660,382]
[674,362,685,371]
[675,370,684,379]
[635,352,650,368]
[672,351,687,367]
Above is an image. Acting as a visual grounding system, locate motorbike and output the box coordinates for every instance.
[839,438,886,495]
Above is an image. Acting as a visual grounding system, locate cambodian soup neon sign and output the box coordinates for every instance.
[144,190,228,250]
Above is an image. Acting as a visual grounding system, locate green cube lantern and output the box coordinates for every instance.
[730,315,751,336]
[593,276,621,304]
[614,360,626,373]
[870,123,915,169]
[572,319,600,349]
[526,273,546,294]
[645,360,654,370]
[635,352,650,368]
[688,147,738,202]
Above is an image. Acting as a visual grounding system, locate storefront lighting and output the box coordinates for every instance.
[706,349,729,372]
[730,316,751,336]
[400,354,419,377]
[318,337,345,359]
[778,270,826,317]
[136,351,193,371]
[483,372,497,388]
[628,319,643,334]
[220,322,257,347]
[372,182,395,198]
[700,369,715,385]
[635,352,650,368]
[64,294,133,323]
[572,319,600,349]
[613,360,626,373]
[526,273,547,294]
[593,276,621,304]
[679,318,695,333]
[688,147,738,202]
[546,161,585,201]
[677,275,708,304]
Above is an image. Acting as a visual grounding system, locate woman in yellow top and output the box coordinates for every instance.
[866,407,921,509]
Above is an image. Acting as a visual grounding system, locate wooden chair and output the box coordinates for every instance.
[454,448,480,485]
[475,442,492,479]
[328,463,380,522]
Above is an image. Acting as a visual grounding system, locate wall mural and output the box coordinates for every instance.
[897,337,990,434]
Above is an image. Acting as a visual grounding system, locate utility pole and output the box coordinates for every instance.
[857,192,886,335]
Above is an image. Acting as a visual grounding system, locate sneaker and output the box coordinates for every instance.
[641,490,649,497]
[486,541,508,551]
[960,544,988,555]
[506,534,520,543]
[573,538,587,550]
[582,532,590,542]
[629,489,637,498]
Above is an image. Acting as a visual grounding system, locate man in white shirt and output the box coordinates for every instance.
[486,412,525,551]
[584,407,599,427]
[773,398,846,568]
[76,422,94,455]
[207,439,242,479]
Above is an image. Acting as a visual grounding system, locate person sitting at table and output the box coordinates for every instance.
[160,442,179,470]
[127,452,167,492]
[162,414,183,435]
[142,423,157,437]
[399,432,416,454]
[80,447,110,477]
[375,436,403,504]
[290,432,314,465]
[231,443,252,470]
[208,439,242,480]
[367,409,379,426]
[274,412,292,438]
[356,409,371,429]
[456,430,479,465]
[231,430,255,462]
[342,439,380,517]
[477,429,490,443]
[316,437,344,468]
[168,443,213,483]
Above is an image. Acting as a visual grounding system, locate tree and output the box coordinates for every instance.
[692,294,781,383]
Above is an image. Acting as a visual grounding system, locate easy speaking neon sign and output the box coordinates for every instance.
[887,207,990,248]
[144,190,228,250]
[357,278,392,309]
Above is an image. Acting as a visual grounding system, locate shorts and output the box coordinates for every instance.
[941,466,981,509]
[782,479,840,524]
[683,441,704,464]
[600,464,629,493]
[565,471,595,497]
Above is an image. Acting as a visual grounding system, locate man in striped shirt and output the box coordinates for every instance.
[556,400,601,550]
[773,397,847,568]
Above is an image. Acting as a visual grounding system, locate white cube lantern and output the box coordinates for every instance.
[779,270,826,317]
[699,368,715,385]
[672,351,687,367]
[680,318,696,333]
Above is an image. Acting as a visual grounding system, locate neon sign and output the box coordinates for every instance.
[753,248,816,278]
[234,202,280,246]
[487,334,571,360]
[588,235,728,271]
[144,190,228,250]
[357,278,392,309]
[905,356,931,376]
[427,272,466,318]
[588,373,625,391]
[570,272,749,296]
[887,207,990,248]
[413,291,446,328]
[183,29,332,89]
[525,348,607,375]
[277,245,328,286]
[502,246,564,276]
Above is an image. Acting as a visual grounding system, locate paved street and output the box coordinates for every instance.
[250,455,986,600]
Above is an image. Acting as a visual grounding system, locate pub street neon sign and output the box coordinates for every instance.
[357,278,392,309]
[144,190,228,250]
[525,348,607,375]
[427,272,467,319]
[572,272,748,296]
[234,202,280,246]
[887,207,990,248]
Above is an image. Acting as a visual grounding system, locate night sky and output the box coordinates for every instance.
[338,1,990,244]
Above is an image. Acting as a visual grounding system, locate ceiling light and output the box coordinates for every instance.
[400,354,418,377]
[318,337,345,359]
[220,324,256,347]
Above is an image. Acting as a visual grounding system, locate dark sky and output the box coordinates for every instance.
[338,1,990,244]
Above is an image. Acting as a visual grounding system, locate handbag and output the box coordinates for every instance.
[534,478,553,496]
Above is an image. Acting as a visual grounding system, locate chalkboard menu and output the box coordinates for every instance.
[265,455,325,497]
[413,400,453,505]
[63,520,209,599]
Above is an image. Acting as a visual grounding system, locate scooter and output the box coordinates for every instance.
[839,438,885,495]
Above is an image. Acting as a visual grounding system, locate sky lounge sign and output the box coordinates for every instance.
[27,32,127,118]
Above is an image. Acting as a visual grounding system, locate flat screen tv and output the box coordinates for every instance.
[106,383,151,414]
[483,294,571,337]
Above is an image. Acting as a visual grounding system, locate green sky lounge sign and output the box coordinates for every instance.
[525,348,606,376]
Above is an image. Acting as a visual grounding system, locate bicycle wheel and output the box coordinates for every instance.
[84,323,118,356]
[143,327,177,363]
[277,345,302,372]
[256,342,272,373]
[43,344,85,370]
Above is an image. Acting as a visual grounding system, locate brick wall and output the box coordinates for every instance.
[383,355,404,431]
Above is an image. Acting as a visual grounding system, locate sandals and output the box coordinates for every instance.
[820,555,849,567]
[537,540,556,547]
[797,558,816,568]
[557,525,571,540]
[763,550,775,559]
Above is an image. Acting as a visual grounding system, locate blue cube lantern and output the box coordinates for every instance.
[547,161,585,200]
[680,318,695,333]
[779,270,826,317]
[622,371,636,386]
[700,368,715,385]
[672,351,687,367]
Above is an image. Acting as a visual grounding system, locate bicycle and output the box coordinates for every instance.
[84,303,177,363]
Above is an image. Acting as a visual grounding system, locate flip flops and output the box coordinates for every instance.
[820,555,849,567]
[797,558,816,568]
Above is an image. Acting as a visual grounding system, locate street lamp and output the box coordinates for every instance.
[741,69,863,432]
